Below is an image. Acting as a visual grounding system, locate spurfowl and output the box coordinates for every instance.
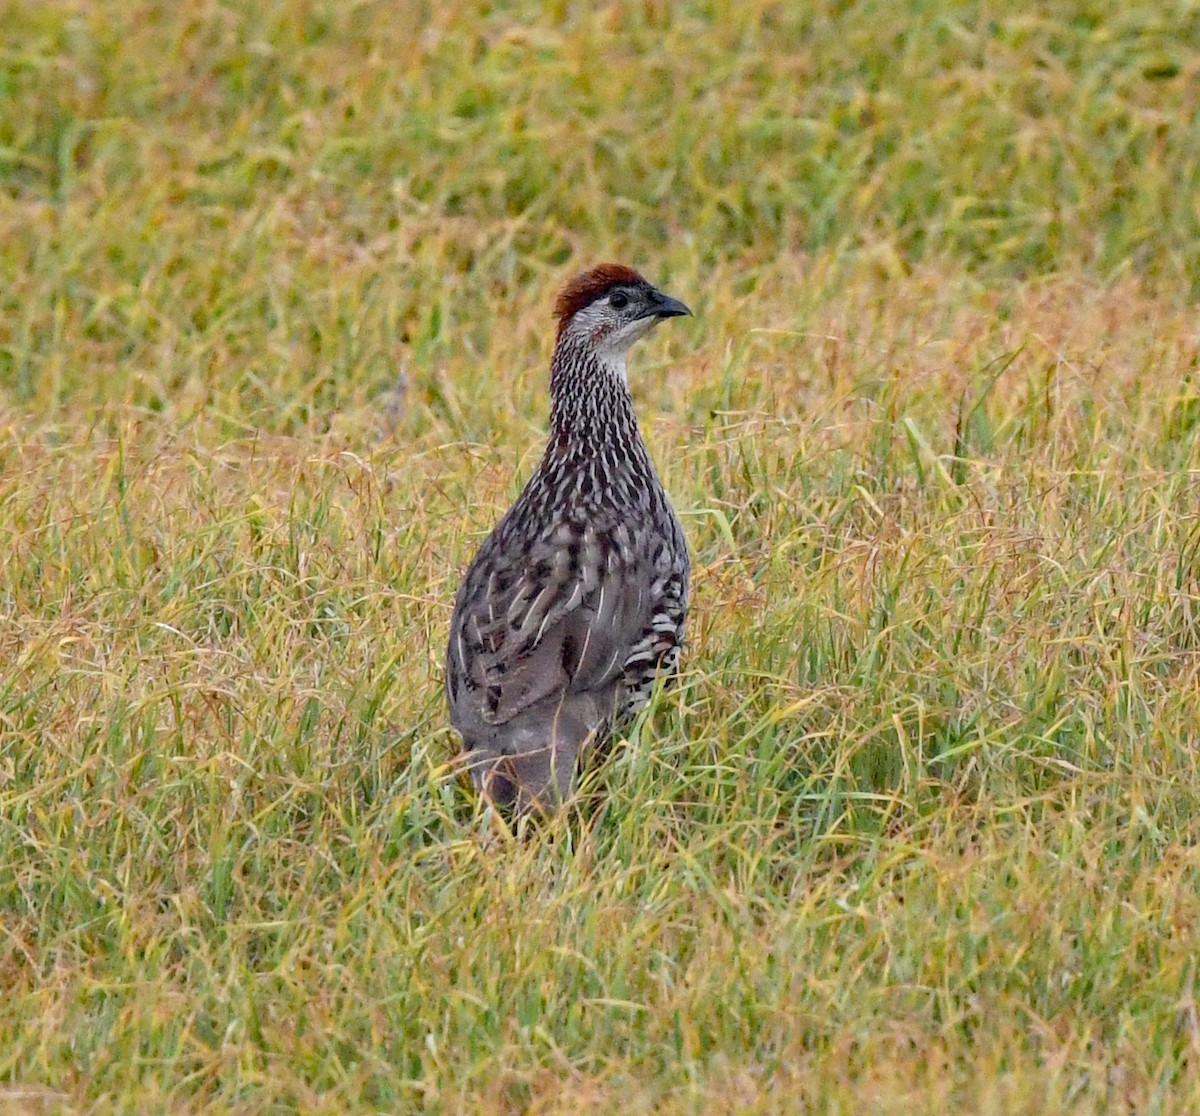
[446,264,692,815]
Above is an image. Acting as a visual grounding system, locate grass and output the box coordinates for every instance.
[2,0,1200,1111]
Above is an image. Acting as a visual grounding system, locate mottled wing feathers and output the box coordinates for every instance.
[449,521,651,729]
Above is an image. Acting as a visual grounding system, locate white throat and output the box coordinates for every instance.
[592,316,661,380]
[596,349,629,386]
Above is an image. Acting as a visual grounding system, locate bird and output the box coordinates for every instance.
[445,263,693,816]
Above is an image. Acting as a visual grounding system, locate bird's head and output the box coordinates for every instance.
[554,264,691,360]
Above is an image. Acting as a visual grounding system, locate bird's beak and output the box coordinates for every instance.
[648,290,692,320]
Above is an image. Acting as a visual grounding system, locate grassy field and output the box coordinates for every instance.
[3,0,1200,1111]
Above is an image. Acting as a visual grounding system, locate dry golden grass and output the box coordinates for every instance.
[3,1,1200,1112]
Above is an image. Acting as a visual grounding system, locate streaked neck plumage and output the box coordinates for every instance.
[547,332,642,450]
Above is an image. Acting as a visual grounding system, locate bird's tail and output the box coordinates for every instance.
[466,695,605,815]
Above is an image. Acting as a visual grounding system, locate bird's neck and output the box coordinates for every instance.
[547,336,644,453]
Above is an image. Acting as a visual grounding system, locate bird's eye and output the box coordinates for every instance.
[609,291,629,310]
